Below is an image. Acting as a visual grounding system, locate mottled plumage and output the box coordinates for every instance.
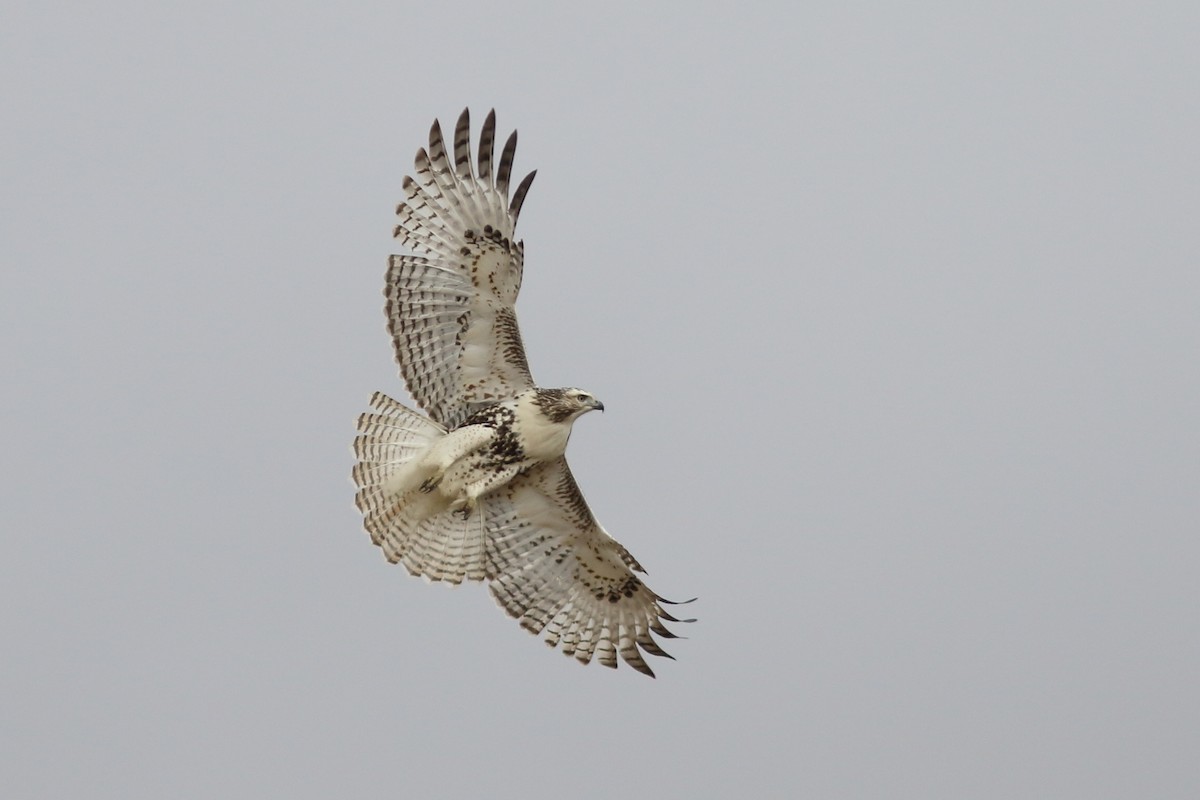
[354,109,692,676]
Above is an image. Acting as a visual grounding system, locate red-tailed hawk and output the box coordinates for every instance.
[353,110,692,676]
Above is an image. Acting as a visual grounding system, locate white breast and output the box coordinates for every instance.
[513,394,573,461]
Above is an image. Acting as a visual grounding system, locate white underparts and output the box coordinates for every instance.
[381,390,582,519]
[512,392,574,460]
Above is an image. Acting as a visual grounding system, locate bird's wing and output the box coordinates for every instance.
[483,457,693,677]
[388,108,537,430]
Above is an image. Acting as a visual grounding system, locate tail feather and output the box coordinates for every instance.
[352,392,487,584]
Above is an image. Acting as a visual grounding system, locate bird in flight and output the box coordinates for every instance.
[353,109,692,676]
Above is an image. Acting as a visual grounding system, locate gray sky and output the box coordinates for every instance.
[4,2,1199,798]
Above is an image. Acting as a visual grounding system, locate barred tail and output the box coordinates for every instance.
[352,392,488,584]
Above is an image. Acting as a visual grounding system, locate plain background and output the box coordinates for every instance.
[3,2,1198,798]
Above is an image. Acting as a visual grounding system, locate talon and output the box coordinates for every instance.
[449,495,476,519]
[419,474,443,493]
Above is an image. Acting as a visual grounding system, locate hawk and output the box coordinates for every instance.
[353,109,692,676]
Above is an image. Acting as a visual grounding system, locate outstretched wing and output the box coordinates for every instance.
[483,458,693,677]
[388,109,538,430]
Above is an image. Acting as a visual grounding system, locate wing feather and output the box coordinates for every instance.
[477,109,496,184]
[390,109,534,429]
[482,458,691,677]
[508,169,537,223]
[496,129,517,195]
[452,108,474,179]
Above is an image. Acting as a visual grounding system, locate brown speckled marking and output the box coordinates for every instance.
[460,404,524,467]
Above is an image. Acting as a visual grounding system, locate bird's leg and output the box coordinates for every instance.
[419,469,444,493]
[419,425,493,494]
[450,464,524,519]
[450,494,477,519]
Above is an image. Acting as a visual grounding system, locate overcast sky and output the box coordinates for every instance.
[3,2,1198,798]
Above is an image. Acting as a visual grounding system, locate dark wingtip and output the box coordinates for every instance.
[509,169,537,221]
[659,597,698,623]
[656,624,680,640]
[496,130,518,193]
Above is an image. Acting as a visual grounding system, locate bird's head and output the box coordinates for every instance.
[532,387,604,423]
[565,388,604,415]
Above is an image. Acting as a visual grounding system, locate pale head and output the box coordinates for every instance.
[531,387,604,423]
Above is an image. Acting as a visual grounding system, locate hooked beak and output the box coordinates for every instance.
[592,399,605,412]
